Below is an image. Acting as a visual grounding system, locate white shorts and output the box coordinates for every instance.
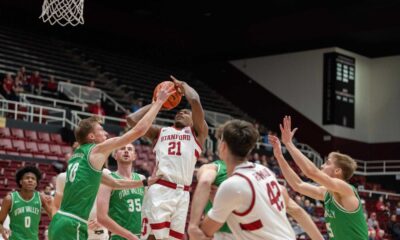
[88,227,109,240]
[213,232,235,240]
[141,183,190,240]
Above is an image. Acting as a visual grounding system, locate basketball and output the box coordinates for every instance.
[153,81,182,110]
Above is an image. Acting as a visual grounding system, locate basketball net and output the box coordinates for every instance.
[39,0,84,27]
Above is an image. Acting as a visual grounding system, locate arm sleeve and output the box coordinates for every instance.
[207,176,252,223]
[55,173,66,194]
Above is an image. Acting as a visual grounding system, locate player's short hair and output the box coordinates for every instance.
[217,119,259,160]
[15,166,42,188]
[74,116,102,144]
[330,152,357,181]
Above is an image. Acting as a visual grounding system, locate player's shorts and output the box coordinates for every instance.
[141,180,190,240]
[88,227,109,240]
[48,211,88,240]
[110,234,140,240]
[214,232,235,240]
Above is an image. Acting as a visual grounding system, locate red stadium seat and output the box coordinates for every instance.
[6,151,19,156]
[37,143,50,153]
[38,132,51,143]
[24,130,38,141]
[49,145,62,155]
[0,139,13,150]
[46,155,58,160]
[12,139,26,152]
[20,152,33,158]
[50,133,64,144]
[0,128,11,137]
[33,154,46,159]
[10,128,25,139]
[25,141,39,152]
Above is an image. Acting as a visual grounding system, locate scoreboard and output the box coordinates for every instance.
[323,52,355,128]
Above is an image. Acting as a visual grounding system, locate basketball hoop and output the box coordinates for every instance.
[39,0,84,27]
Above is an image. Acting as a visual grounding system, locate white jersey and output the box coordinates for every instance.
[209,162,295,240]
[153,126,202,185]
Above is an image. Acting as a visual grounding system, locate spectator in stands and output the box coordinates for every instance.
[253,152,260,164]
[376,196,385,212]
[385,201,392,216]
[45,75,58,92]
[303,199,314,215]
[388,214,400,240]
[130,98,143,113]
[14,71,25,95]
[28,71,43,95]
[88,99,106,116]
[19,66,27,80]
[260,154,269,166]
[43,185,52,195]
[361,198,369,219]
[1,73,18,101]
[294,195,304,208]
[368,212,385,239]
[396,201,400,216]
[270,155,281,176]
[88,80,96,88]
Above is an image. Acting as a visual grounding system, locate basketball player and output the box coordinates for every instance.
[189,120,323,240]
[97,143,145,240]
[189,159,323,240]
[48,84,174,240]
[269,116,368,240]
[53,144,149,240]
[127,76,208,240]
[0,166,53,240]
[192,121,323,240]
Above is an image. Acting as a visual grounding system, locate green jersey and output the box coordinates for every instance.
[9,191,41,240]
[324,186,368,240]
[109,172,145,239]
[204,160,231,233]
[60,143,102,220]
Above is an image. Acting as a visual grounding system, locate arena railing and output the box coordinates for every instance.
[355,159,400,176]
[58,81,127,113]
[204,110,232,127]
[0,99,67,127]
[358,189,400,199]
[19,93,87,111]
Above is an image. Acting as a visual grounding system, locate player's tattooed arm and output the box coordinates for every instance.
[171,75,209,145]
[126,104,161,141]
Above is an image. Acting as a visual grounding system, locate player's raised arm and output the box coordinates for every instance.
[280,116,354,196]
[126,104,160,141]
[171,75,208,144]
[280,186,324,240]
[90,85,175,170]
[269,135,326,200]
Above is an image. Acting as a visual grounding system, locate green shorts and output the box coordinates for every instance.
[48,213,88,240]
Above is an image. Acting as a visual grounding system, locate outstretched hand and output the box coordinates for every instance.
[279,116,298,145]
[155,82,176,104]
[268,135,283,158]
[170,75,185,96]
